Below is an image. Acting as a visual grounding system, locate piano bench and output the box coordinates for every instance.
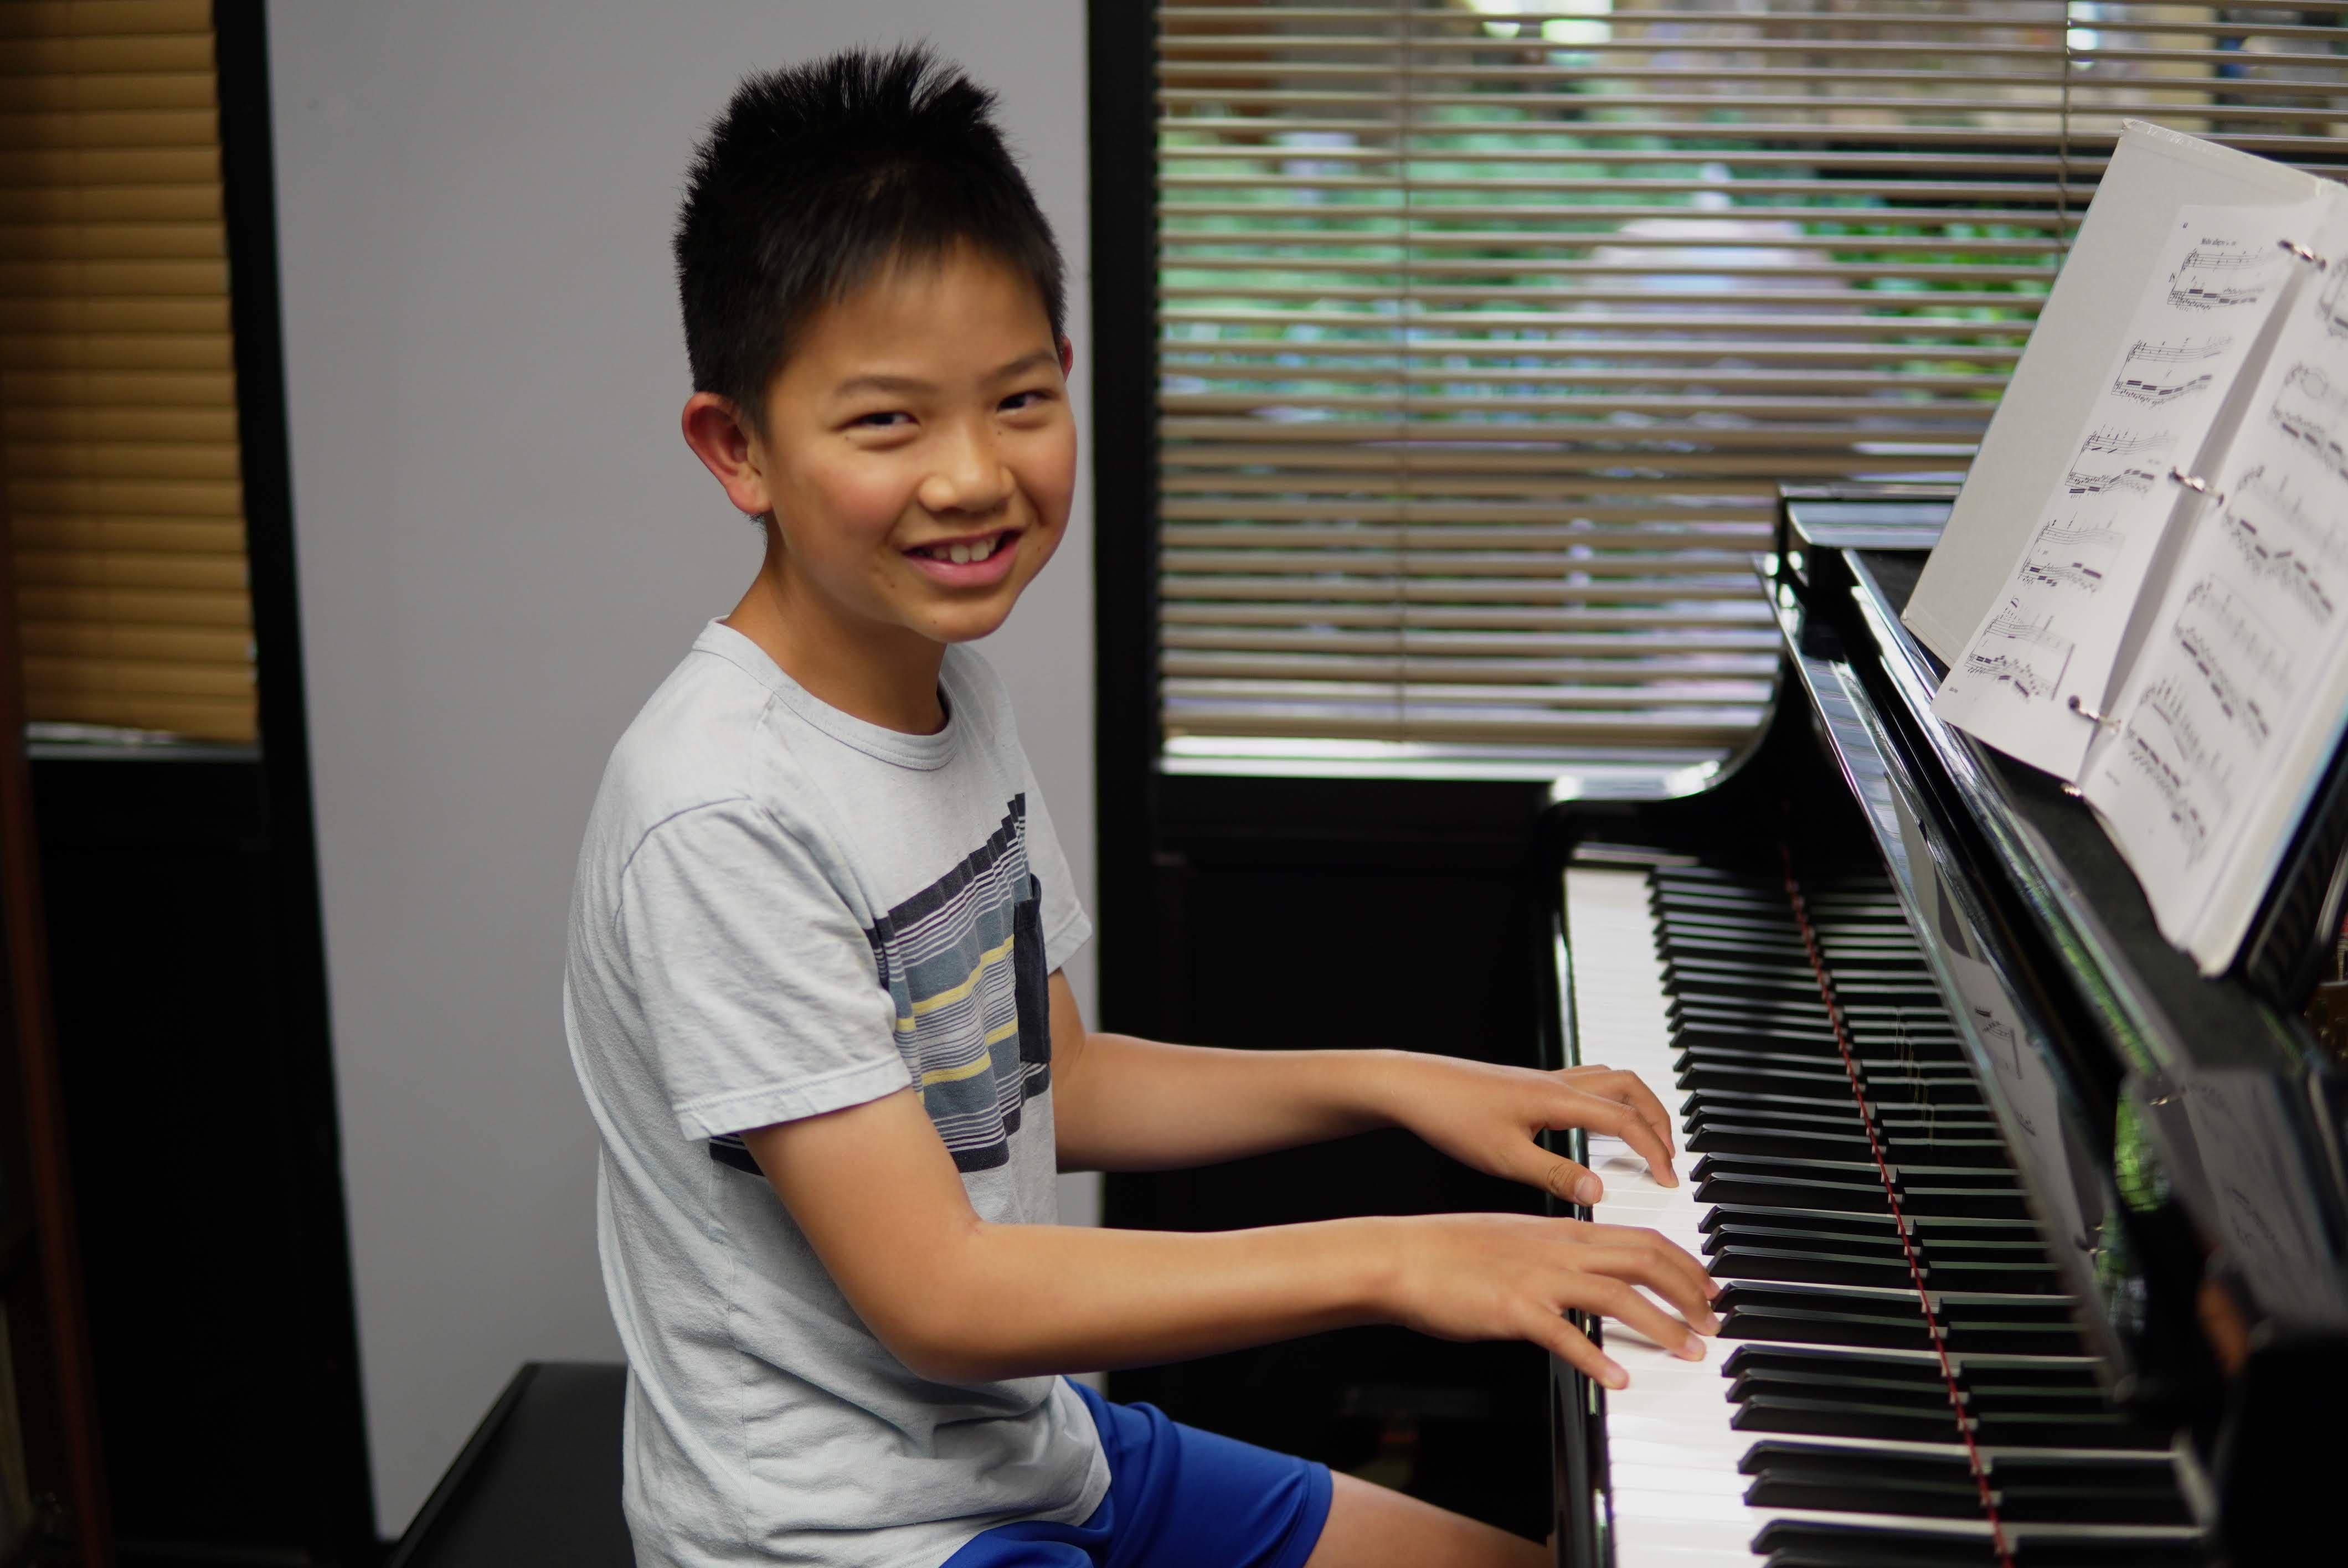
[385,1361,632,1568]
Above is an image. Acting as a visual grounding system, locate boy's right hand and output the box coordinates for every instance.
[1381,1213,1719,1390]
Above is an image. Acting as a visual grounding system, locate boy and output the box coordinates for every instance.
[564,46,1716,1568]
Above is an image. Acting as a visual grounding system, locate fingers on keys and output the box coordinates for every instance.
[1559,1086,1680,1188]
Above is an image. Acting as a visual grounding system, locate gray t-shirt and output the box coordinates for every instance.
[563,622,1108,1568]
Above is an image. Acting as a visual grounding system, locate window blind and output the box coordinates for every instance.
[0,0,256,744]
[1154,0,2348,757]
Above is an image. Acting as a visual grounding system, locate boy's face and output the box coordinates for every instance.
[729,248,1075,653]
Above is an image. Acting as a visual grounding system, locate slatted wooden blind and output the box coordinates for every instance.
[1154,0,2348,756]
[0,0,255,744]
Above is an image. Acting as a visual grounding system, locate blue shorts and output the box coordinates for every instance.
[943,1380,1333,1568]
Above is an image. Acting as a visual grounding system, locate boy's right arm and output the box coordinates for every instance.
[739,1089,1718,1390]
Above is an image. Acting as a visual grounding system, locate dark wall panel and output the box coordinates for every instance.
[1106,777,1557,1540]
[35,752,370,1567]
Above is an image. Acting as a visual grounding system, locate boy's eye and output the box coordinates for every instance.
[852,410,911,429]
[1000,389,1049,413]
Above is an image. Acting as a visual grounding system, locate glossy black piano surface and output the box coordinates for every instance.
[1535,491,2348,1568]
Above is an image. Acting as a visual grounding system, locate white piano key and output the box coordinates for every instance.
[1563,866,1842,1566]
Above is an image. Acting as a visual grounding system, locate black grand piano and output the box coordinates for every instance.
[1535,489,2348,1567]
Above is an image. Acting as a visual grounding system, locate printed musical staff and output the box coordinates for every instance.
[2114,703,2216,862]
[2270,362,2348,482]
[2178,577,2289,726]
[2063,465,2159,497]
[2016,513,2122,595]
[1960,600,2076,701]
[2215,467,2345,627]
[2112,372,2216,406]
[2169,241,2282,311]
[2079,426,2176,460]
[2322,263,2348,341]
[2124,335,2233,366]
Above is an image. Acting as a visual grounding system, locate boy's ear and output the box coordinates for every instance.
[681,391,774,518]
[1058,335,1074,380]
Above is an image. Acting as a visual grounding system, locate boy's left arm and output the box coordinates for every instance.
[1048,973,1678,1205]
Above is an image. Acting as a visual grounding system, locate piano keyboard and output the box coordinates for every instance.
[1563,859,2211,1568]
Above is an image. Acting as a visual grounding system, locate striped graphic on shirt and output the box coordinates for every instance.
[710,795,1051,1178]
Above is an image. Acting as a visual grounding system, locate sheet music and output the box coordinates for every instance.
[2082,205,2348,972]
[1934,205,2313,779]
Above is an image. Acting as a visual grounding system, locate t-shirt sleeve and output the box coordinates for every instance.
[615,800,909,1139]
[1019,761,1093,974]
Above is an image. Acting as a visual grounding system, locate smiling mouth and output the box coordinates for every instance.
[908,530,1015,565]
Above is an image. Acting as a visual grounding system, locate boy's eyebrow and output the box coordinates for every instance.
[830,350,1060,399]
[987,349,1060,379]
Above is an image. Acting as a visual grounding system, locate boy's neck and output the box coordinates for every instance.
[723,554,949,736]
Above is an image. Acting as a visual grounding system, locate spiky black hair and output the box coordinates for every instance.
[673,45,1067,431]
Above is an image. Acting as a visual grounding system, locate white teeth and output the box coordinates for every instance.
[949,543,972,564]
[971,537,996,561]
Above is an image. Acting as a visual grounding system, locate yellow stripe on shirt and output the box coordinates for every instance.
[893,933,1017,1033]
[918,1051,994,1088]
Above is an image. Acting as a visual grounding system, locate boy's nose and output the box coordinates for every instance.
[917,431,1013,516]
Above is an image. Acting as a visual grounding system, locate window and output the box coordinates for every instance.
[2,0,258,743]
[1151,0,2348,768]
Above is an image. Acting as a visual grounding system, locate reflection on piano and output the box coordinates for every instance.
[1536,492,2348,1567]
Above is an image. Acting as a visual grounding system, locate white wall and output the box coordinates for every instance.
[266,1,1094,1532]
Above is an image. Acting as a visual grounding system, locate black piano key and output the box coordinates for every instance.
[1687,1102,1876,1134]
[1672,1023,1962,1061]
[1701,1203,1911,1239]
[1872,1134,2019,1170]
[1696,1152,2024,1190]
[1661,925,1924,966]
[1740,1443,2192,1526]
[1755,1520,2211,1567]
[1711,1243,1920,1288]
[1902,1189,2032,1221]
[1703,1231,2051,1292]
[1667,994,1843,1027]
[1920,1261,2063,1294]
[1721,1338,2117,1409]
[1729,1391,1961,1441]
[1717,1281,2080,1355]
[1730,1361,1959,1410]
[1688,1126,1879,1162]
[1681,1063,1984,1106]
[1717,1289,1935,1350]
[1970,1409,2172,1450]
[1991,1464,2192,1524]
[1665,969,1861,1004]
[1700,1205,2046,1254]
[1742,1445,1991,1519]
[1678,1056,1984,1108]
[1705,1220,1910,1260]
[1664,963,1947,1004]
[1690,1129,2028,1180]
[1684,1095,2000,1142]
[1678,1026,1967,1065]
[1685,1085,1889,1116]
[1697,1169,1895,1214]
[1681,1060,1865,1096]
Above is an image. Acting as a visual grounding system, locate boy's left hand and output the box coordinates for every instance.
[1381,1055,1678,1204]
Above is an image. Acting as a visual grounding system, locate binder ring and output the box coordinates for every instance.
[2169,468,2222,504]
[2279,238,2328,269]
[2067,694,2119,729]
